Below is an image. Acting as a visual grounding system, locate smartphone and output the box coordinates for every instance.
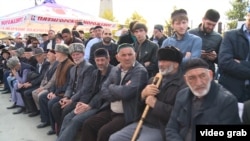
[77,22,83,25]
[204,49,214,53]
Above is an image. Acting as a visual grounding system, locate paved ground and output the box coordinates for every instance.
[0,90,57,141]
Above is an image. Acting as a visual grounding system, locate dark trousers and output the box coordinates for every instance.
[39,93,61,130]
[3,70,10,91]
[52,101,76,135]
[0,69,3,83]
[81,109,126,141]
[243,100,250,124]
[22,86,39,112]
[19,88,29,110]
[39,92,50,123]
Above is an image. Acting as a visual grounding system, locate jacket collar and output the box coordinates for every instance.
[172,32,189,41]
[186,81,219,118]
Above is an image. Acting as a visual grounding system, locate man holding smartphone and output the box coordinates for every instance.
[189,9,222,76]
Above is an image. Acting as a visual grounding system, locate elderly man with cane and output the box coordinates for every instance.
[109,46,187,141]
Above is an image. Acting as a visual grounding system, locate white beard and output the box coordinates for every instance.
[159,64,174,76]
[187,80,211,98]
[74,57,84,65]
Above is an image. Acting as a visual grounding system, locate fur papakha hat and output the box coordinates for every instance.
[55,44,69,55]
[157,46,183,64]
[69,43,84,54]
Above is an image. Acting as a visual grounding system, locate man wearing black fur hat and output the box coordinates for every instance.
[166,58,241,141]
[110,46,186,141]
[189,9,222,76]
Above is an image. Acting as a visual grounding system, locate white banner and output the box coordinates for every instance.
[0,16,26,26]
[0,26,49,33]
[29,15,116,28]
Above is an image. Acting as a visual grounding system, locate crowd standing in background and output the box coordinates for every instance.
[1,7,250,141]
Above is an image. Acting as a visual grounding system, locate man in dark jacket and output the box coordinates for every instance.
[166,58,241,141]
[218,9,250,102]
[23,47,37,68]
[149,24,167,47]
[39,44,74,135]
[80,43,148,141]
[117,21,137,45]
[20,48,50,117]
[89,28,118,67]
[33,49,58,127]
[56,48,113,141]
[52,43,95,134]
[61,28,83,46]
[110,46,186,141]
[132,22,159,78]
[189,9,222,75]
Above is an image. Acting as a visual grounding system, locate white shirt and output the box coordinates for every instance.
[47,40,53,50]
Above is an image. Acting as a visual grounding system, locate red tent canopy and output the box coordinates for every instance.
[0,0,116,33]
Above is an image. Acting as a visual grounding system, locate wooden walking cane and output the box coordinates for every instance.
[131,73,163,141]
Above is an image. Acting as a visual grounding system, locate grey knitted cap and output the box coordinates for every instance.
[69,43,84,54]
[7,56,20,69]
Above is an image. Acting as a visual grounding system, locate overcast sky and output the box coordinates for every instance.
[0,0,232,29]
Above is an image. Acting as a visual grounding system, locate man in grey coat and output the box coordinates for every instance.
[51,43,95,134]
[80,43,148,141]
[166,58,241,141]
[56,48,113,141]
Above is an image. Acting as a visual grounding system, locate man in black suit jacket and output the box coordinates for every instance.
[20,48,50,117]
